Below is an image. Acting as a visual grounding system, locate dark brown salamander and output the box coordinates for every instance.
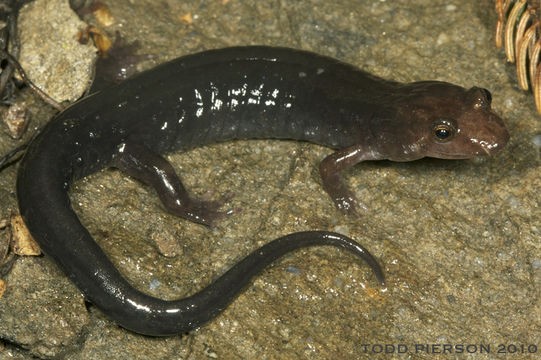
[16,46,509,336]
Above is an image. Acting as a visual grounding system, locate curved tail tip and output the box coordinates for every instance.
[373,268,386,288]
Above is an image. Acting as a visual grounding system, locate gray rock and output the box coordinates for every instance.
[18,0,96,103]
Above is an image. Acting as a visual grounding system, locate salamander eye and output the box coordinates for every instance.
[432,119,456,142]
[471,87,492,109]
[481,88,492,104]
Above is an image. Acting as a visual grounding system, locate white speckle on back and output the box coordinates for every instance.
[194,89,204,117]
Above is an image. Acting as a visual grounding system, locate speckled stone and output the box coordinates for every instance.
[0,258,89,358]
[17,0,96,103]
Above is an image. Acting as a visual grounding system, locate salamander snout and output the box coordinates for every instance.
[399,83,511,160]
[472,112,510,156]
[469,114,509,155]
[462,87,510,156]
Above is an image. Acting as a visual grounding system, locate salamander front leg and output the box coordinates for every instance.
[110,141,230,226]
[319,144,381,215]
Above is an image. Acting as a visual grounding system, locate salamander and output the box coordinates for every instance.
[16,46,509,336]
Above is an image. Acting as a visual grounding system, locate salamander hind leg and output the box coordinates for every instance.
[110,141,231,226]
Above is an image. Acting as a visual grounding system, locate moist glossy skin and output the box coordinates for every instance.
[16,46,509,336]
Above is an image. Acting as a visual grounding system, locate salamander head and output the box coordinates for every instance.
[380,81,509,161]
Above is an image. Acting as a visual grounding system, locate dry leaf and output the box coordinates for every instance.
[92,0,115,27]
[78,25,112,54]
[0,279,5,299]
[10,214,41,256]
[179,12,193,24]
